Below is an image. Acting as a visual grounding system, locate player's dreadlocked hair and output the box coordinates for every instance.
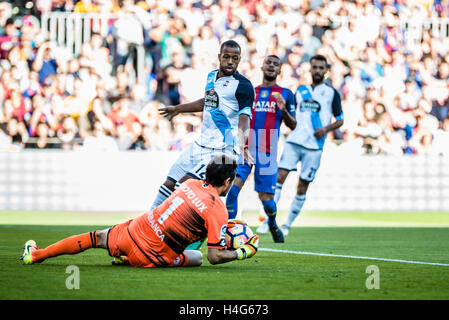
[205,154,237,187]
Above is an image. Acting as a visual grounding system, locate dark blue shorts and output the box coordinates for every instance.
[236,152,278,194]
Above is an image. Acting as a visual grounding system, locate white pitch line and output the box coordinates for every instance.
[259,248,449,267]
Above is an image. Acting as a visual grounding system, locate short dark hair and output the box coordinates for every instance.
[266,54,280,60]
[310,54,328,66]
[220,40,241,53]
[205,154,237,187]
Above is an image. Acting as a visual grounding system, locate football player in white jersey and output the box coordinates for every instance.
[151,40,255,219]
[274,55,344,236]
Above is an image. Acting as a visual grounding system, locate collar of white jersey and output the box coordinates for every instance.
[215,70,240,81]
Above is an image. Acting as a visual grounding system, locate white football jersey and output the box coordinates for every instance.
[286,83,343,150]
[197,70,254,153]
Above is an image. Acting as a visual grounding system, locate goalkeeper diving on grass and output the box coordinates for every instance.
[20,155,259,268]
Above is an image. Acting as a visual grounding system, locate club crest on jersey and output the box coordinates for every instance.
[300,99,321,113]
[204,88,219,108]
[260,90,269,98]
[220,224,227,240]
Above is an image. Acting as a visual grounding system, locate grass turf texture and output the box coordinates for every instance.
[1,210,449,300]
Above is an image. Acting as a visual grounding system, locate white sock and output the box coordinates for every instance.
[274,182,283,204]
[151,185,173,209]
[284,194,306,227]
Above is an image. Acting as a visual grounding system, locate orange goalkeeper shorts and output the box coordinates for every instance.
[106,219,188,268]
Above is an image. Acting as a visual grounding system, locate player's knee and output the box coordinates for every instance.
[185,250,203,267]
[258,192,273,202]
[95,229,108,249]
[277,169,289,183]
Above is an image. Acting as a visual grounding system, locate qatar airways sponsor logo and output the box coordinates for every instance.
[179,184,208,212]
[253,100,276,113]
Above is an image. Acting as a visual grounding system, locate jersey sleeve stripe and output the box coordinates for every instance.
[207,241,226,248]
[331,88,343,118]
[238,106,252,119]
[235,76,255,111]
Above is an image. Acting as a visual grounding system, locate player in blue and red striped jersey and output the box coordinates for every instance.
[225,55,296,243]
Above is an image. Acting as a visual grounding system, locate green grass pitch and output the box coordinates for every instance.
[1,210,449,300]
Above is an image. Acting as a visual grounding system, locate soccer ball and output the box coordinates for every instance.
[225,221,254,250]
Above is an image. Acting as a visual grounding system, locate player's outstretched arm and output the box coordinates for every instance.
[159,98,205,121]
[207,234,259,265]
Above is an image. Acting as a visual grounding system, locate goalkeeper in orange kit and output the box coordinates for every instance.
[21,155,259,268]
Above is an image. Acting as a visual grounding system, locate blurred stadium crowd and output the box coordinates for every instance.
[0,0,448,155]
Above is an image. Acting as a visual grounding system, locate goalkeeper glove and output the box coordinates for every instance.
[236,235,259,260]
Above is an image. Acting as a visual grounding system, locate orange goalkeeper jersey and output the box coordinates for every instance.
[128,179,228,267]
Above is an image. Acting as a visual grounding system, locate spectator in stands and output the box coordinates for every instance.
[5,116,28,148]
[129,83,147,113]
[170,116,200,151]
[57,115,82,150]
[61,78,91,122]
[32,41,60,84]
[162,51,187,106]
[25,121,60,149]
[108,95,140,137]
[149,16,191,69]
[2,82,32,123]
[112,0,151,74]
[191,25,220,69]
[78,33,111,81]
[178,53,210,104]
[0,0,448,155]
[434,117,449,155]
[0,18,19,59]
[0,2,12,35]
[28,92,58,136]
[87,92,114,133]
[107,70,131,104]
[7,47,30,87]
[73,0,99,13]
[83,120,119,151]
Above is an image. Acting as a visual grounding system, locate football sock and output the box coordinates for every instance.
[168,252,189,267]
[32,232,97,263]
[151,184,173,209]
[274,182,283,204]
[262,199,277,228]
[285,194,306,227]
[226,184,241,219]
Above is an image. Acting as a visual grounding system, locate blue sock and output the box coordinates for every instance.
[262,199,277,228]
[226,185,241,219]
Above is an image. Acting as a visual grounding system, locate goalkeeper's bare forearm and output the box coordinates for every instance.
[207,247,239,265]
